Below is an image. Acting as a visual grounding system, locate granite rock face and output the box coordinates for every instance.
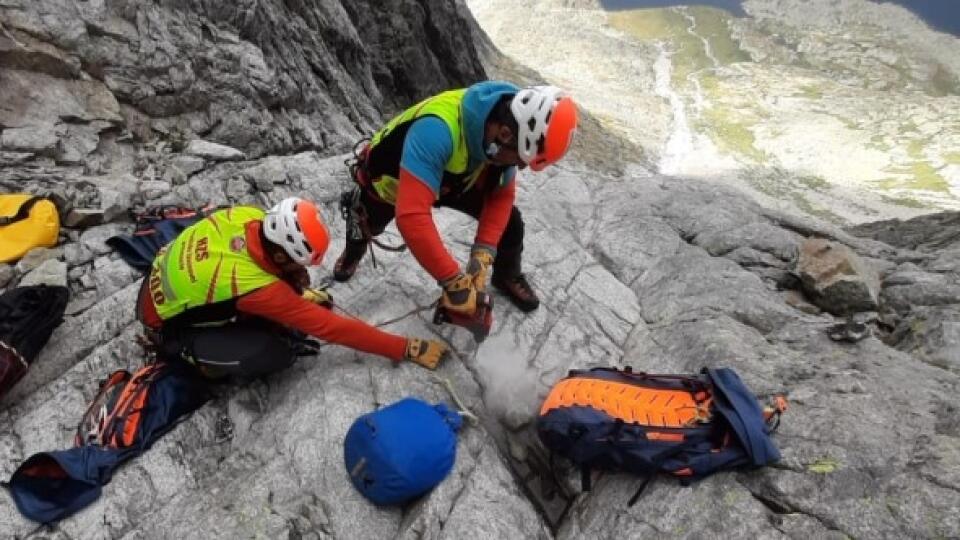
[1,2,959,539]
[849,212,960,374]
[0,0,487,170]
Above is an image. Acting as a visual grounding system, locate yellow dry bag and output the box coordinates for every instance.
[0,194,60,263]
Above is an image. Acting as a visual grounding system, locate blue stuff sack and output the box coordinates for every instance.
[343,397,462,505]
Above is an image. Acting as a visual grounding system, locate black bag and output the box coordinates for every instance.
[0,285,70,399]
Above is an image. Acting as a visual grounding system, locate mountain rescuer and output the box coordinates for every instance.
[334,81,577,320]
[136,198,449,376]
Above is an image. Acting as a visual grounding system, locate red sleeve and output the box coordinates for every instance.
[237,281,407,362]
[395,167,460,282]
[475,179,516,249]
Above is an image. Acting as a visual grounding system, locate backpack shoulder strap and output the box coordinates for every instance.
[98,364,166,447]
[0,196,48,227]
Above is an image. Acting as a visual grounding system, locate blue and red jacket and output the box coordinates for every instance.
[364,81,521,282]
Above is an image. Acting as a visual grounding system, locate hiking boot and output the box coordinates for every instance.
[492,273,540,313]
[333,241,368,282]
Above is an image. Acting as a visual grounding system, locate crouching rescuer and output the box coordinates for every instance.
[137,198,448,376]
[334,81,578,334]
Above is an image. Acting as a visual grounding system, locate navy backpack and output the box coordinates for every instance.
[537,366,786,504]
[6,361,209,523]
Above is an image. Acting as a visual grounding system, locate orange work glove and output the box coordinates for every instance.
[403,338,449,370]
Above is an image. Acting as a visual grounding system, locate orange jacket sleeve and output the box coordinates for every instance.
[237,281,407,362]
[475,179,516,249]
[395,167,461,282]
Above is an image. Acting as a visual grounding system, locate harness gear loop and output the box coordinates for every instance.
[343,137,371,189]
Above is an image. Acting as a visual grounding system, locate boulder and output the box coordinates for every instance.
[63,208,104,228]
[0,124,59,155]
[170,155,206,176]
[796,238,880,315]
[14,246,62,274]
[185,140,245,162]
[18,258,67,287]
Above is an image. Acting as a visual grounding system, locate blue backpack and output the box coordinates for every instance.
[6,362,209,523]
[537,366,786,504]
[343,398,463,506]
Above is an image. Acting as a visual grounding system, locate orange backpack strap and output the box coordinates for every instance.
[93,364,167,449]
[75,370,132,447]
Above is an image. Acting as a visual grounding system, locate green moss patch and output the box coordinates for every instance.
[797,84,824,99]
[929,63,959,97]
[791,193,846,224]
[699,106,767,162]
[875,161,951,193]
[807,457,841,474]
[608,7,747,88]
[880,194,930,209]
[867,134,891,152]
[906,139,926,160]
[608,8,688,41]
[798,175,829,191]
[686,6,750,66]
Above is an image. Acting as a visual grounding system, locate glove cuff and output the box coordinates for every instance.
[471,243,497,258]
[439,272,466,288]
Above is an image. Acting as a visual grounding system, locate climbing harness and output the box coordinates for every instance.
[340,139,406,270]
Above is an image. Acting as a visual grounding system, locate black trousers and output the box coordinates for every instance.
[159,318,300,378]
[355,184,526,279]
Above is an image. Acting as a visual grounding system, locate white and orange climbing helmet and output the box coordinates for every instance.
[263,197,330,266]
[510,85,578,171]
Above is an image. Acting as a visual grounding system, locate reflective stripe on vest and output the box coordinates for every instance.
[367,89,472,203]
[149,206,278,320]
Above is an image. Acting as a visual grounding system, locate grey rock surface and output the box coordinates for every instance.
[2,159,959,539]
[848,212,960,374]
[13,247,62,274]
[17,258,67,288]
[0,265,14,288]
[0,0,486,169]
[0,125,60,155]
[850,211,960,251]
[0,1,958,539]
